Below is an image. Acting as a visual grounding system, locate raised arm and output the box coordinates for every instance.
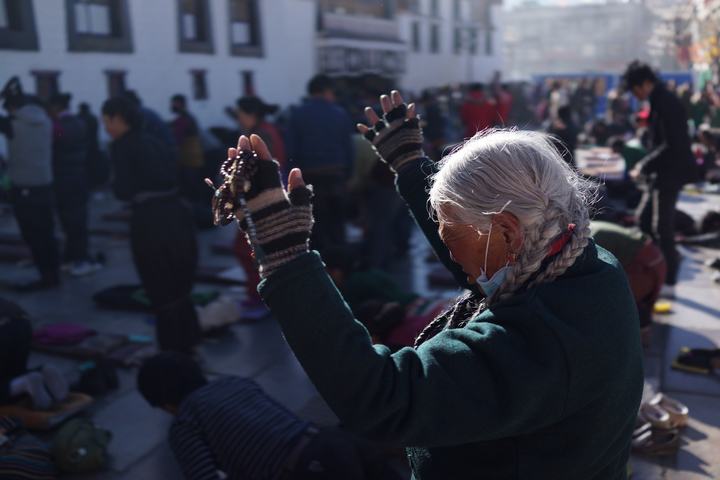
[357,91,471,289]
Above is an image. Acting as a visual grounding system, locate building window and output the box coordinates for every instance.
[178,0,213,54]
[454,27,462,54]
[430,0,439,17]
[65,0,132,52]
[242,71,255,96]
[32,71,60,100]
[191,70,208,100]
[0,0,39,50]
[105,70,126,97]
[411,21,420,52]
[485,29,492,56]
[430,24,439,54]
[229,0,262,57]
[469,29,478,55]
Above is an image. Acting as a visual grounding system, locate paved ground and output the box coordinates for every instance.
[1,186,719,479]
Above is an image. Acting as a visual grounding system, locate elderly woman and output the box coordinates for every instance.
[223,91,643,479]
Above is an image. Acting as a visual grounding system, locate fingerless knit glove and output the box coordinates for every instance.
[363,103,424,174]
[234,157,314,279]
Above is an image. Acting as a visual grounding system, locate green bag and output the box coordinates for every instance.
[51,419,111,473]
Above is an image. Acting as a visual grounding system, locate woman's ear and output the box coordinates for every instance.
[495,213,524,253]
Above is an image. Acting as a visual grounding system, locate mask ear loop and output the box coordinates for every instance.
[480,200,512,274]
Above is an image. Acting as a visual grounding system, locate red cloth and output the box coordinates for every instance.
[495,93,513,126]
[32,323,96,345]
[384,315,434,349]
[461,92,494,139]
[255,121,287,171]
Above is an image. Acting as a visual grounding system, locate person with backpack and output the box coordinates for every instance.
[0,77,61,290]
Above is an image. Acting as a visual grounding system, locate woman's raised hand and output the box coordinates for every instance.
[226,134,313,279]
[357,90,424,174]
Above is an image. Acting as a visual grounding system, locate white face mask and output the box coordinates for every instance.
[475,221,512,297]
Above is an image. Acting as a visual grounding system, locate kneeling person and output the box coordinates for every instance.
[137,353,403,480]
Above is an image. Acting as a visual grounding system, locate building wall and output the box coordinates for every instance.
[0,0,316,138]
[398,0,504,93]
[504,2,671,80]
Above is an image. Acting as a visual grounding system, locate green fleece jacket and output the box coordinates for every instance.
[260,158,644,479]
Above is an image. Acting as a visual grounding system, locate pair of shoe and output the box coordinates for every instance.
[672,347,720,374]
[61,261,102,277]
[631,419,680,456]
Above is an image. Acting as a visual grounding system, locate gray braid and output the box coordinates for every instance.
[429,128,597,314]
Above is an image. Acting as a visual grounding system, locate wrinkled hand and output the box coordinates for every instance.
[357,90,424,174]
[230,134,314,279]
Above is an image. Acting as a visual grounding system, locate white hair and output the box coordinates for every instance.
[429,129,596,305]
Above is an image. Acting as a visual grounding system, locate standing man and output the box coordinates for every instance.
[460,83,493,139]
[0,78,60,290]
[46,93,95,277]
[623,61,698,298]
[285,75,355,251]
[170,94,205,202]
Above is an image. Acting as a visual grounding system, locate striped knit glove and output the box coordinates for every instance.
[235,157,314,279]
[363,102,424,174]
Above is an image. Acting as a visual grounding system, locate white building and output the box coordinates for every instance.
[0,0,503,144]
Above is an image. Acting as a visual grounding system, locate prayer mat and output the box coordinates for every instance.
[32,332,128,360]
[0,392,93,430]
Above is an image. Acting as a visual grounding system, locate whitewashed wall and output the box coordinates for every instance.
[0,0,316,150]
[398,2,504,94]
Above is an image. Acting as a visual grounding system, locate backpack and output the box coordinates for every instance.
[0,416,58,479]
[52,419,111,473]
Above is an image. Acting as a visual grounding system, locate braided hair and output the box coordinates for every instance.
[416,129,596,347]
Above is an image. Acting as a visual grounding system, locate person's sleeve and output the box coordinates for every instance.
[396,158,473,290]
[284,112,298,167]
[169,422,222,480]
[344,114,356,177]
[260,253,568,447]
[110,143,134,201]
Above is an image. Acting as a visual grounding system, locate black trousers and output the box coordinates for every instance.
[636,186,680,286]
[304,174,346,253]
[0,311,32,405]
[10,185,60,277]
[130,198,201,352]
[57,202,90,263]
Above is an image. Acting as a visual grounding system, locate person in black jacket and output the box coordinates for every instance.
[101,96,201,355]
[623,61,698,298]
[47,93,94,277]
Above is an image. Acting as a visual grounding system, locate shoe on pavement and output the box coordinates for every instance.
[631,428,680,456]
[672,351,716,374]
[69,261,101,277]
[659,284,675,299]
[647,392,689,428]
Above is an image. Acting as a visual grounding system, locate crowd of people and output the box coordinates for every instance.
[0,58,719,479]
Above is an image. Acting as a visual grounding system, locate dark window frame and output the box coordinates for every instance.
[65,0,133,53]
[178,0,214,54]
[411,21,420,52]
[430,24,440,54]
[0,0,39,51]
[105,69,127,97]
[229,0,262,57]
[190,69,208,100]
[32,70,61,100]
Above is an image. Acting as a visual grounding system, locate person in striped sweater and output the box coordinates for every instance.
[137,352,402,480]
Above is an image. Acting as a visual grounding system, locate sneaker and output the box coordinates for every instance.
[69,261,100,277]
[659,284,676,299]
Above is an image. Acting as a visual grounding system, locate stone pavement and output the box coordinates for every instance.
[1,187,720,479]
[631,189,720,480]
